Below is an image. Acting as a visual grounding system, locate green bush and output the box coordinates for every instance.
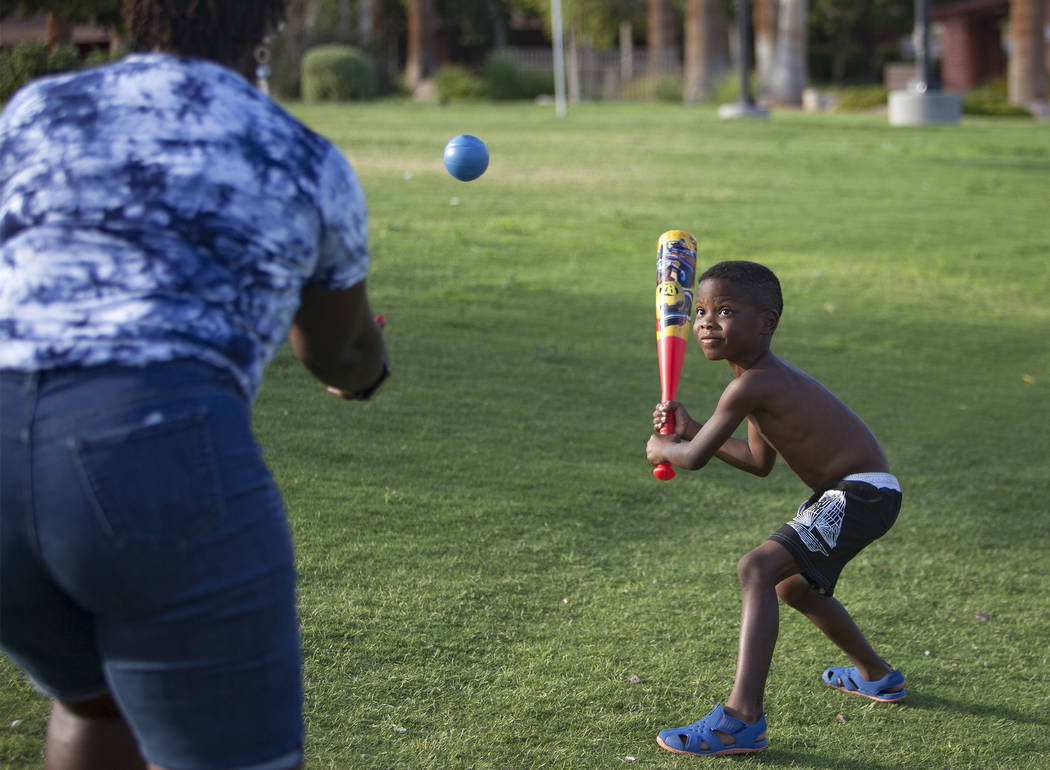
[435,65,486,103]
[0,43,82,103]
[961,76,1032,117]
[84,47,121,69]
[655,74,683,103]
[711,71,760,105]
[484,51,526,100]
[619,76,652,100]
[963,91,1032,117]
[834,84,888,111]
[46,45,80,74]
[520,70,554,99]
[301,44,378,102]
[620,74,686,102]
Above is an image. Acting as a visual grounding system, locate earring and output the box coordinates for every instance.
[254,22,285,96]
[254,43,272,95]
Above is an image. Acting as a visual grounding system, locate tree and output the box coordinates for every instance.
[769,0,806,104]
[486,0,508,49]
[808,0,910,85]
[515,0,642,51]
[1008,0,1047,108]
[569,0,644,96]
[683,0,728,103]
[575,0,644,48]
[646,0,676,75]
[1,0,121,48]
[405,0,436,88]
[753,0,776,95]
[509,0,642,99]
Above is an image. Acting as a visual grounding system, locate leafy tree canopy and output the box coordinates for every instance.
[511,0,645,47]
[1,0,122,27]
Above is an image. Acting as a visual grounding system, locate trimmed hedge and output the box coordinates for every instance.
[435,65,486,103]
[301,44,378,102]
[834,84,889,111]
[484,52,526,100]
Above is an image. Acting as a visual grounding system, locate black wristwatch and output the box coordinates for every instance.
[354,361,389,400]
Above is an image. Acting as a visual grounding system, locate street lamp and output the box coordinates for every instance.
[887,0,961,125]
[719,0,769,119]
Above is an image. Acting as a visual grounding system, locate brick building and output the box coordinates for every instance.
[932,0,1050,91]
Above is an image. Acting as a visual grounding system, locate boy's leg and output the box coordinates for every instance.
[722,540,801,726]
[655,541,796,755]
[775,575,900,687]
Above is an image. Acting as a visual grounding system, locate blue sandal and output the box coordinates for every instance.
[656,704,768,756]
[822,666,906,702]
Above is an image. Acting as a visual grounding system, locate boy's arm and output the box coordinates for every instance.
[649,378,777,476]
[713,418,777,476]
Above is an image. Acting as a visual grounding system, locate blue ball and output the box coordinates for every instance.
[443,134,489,181]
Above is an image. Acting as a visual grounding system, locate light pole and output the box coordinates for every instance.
[719,0,769,118]
[551,0,567,118]
[887,0,960,125]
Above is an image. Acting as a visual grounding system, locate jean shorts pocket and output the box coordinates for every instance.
[70,408,225,548]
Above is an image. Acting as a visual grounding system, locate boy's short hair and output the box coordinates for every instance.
[699,261,783,315]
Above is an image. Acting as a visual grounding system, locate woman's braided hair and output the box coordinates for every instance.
[122,0,286,73]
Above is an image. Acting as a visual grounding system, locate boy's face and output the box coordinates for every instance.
[692,278,777,362]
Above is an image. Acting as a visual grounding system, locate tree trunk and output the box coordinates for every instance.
[620,22,634,83]
[647,0,676,75]
[358,0,397,92]
[683,0,729,104]
[304,0,320,37]
[406,0,436,89]
[336,0,351,37]
[359,0,372,42]
[1007,0,1047,107]
[753,0,777,96]
[47,11,74,49]
[831,20,848,85]
[486,0,507,49]
[769,0,806,104]
[567,21,581,103]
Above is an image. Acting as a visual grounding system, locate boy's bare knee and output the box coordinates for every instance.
[736,550,774,588]
[737,541,799,589]
[736,552,758,585]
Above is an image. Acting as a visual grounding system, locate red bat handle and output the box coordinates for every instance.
[654,334,685,481]
[653,402,677,480]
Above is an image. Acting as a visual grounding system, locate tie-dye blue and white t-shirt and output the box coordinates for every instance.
[0,53,368,399]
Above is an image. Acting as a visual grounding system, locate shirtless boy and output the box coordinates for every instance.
[645,261,904,757]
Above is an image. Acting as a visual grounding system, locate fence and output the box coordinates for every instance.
[504,45,682,100]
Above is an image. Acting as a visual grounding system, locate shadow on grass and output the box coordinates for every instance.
[904,691,1050,727]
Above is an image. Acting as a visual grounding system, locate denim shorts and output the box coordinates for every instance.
[0,362,303,770]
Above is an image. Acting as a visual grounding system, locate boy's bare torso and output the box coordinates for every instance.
[737,352,889,490]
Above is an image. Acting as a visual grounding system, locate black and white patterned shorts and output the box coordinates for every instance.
[769,473,902,596]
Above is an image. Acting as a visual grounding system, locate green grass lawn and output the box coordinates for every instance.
[2,102,1048,768]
